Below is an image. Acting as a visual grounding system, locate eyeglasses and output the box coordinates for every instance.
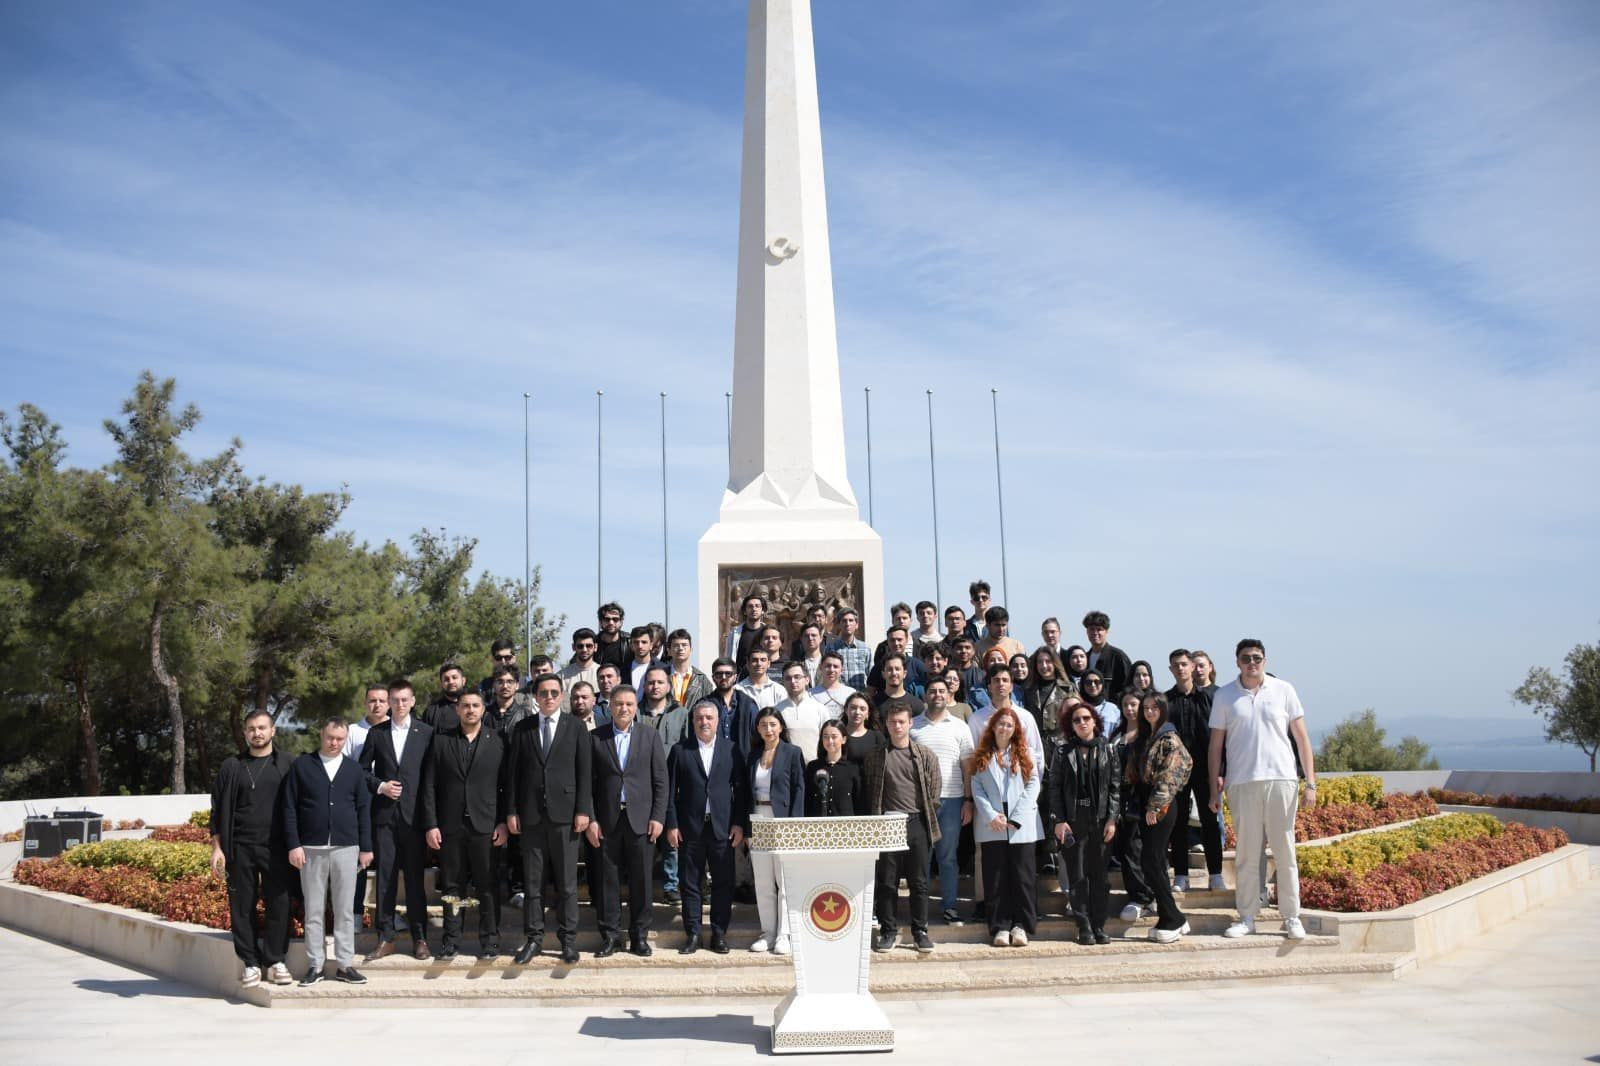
[1239,654,1265,664]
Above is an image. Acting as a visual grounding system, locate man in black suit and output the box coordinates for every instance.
[421,691,509,959]
[586,684,668,958]
[1081,610,1133,700]
[665,701,748,955]
[359,678,434,961]
[505,672,593,965]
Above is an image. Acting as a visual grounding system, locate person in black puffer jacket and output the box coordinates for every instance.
[1049,699,1122,945]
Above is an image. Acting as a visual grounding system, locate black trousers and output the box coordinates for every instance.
[678,816,734,936]
[875,815,932,936]
[980,839,1038,936]
[1114,814,1154,905]
[1169,761,1223,877]
[439,826,500,952]
[519,820,580,944]
[1061,821,1108,933]
[226,840,292,967]
[374,818,428,942]
[1142,804,1186,931]
[597,810,655,942]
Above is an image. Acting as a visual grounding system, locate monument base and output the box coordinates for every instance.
[697,516,884,672]
[772,990,894,1054]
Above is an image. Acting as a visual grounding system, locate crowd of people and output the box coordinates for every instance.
[208,581,1318,988]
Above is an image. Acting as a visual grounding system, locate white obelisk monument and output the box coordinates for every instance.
[697,0,884,667]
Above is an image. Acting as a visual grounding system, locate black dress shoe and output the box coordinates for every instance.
[560,944,580,964]
[1093,929,1110,945]
[663,889,681,904]
[1077,928,1094,946]
[630,941,653,958]
[733,885,757,905]
[437,946,458,960]
[678,938,700,955]
[710,934,730,955]
[479,944,501,959]
[513,939,542,965]
[595,937,620,958]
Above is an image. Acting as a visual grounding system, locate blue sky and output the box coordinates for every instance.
[3,2,1597,763]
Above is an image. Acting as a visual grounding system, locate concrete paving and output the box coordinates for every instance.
[1,853,1596,1065]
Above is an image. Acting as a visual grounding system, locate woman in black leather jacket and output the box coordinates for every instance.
[1110,689,1156,921]
[1049,700,1121,945]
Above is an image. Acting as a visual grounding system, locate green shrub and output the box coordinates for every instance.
[1296,813,1502,880]
[63,839,210,882]
[1315,775,1385,809]
[187,809,211,828]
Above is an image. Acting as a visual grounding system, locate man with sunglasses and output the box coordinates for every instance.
[1207,639,1316,941]
[479,639,522,699]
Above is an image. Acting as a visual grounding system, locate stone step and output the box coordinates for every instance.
[256,934,1398,1007]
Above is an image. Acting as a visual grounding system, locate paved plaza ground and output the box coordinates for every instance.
[1,851,1595,1065]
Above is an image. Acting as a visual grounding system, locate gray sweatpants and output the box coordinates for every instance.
[301,845,358,969]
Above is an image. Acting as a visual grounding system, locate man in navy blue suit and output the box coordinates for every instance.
[665,701,748,955]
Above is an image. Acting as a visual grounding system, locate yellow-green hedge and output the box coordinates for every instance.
[63,839,211,882]
[1314,775,1384,809]
[187,809,210,828]
[1296,813,1502,880]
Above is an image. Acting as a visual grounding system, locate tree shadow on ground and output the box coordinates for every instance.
[579,1010,765,1050]
[74,978,213,1000]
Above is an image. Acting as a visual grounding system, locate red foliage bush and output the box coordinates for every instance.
[1294,792,1439,842]
[1300,823,1569,911]
[161,875,231,929]
[149,823,211,844]
[1428,789,1600,815]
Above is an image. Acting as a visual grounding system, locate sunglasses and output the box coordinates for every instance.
[494,654,516,662]
[712,670,736,678]
[1239,654,1265,664]
[1071,716,1095,724]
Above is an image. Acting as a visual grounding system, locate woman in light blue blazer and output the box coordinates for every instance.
[748,708,806,955]
[972,705,1042,947]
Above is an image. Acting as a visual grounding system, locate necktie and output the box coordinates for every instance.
[541,715,553,754]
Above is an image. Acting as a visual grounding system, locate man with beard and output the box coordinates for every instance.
[422,662,469,733]
[422,692,509,959]
[210,709,295,988]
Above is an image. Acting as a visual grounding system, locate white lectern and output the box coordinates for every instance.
[749,813,908,1054]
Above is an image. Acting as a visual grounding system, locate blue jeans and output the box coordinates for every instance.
[661,841,679,893]
[928,797,965,911]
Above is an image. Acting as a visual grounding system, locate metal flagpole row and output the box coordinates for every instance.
[990,387,1010,609]
[523,392,532,668]
[926,389,942,612]
[659,392,669,627]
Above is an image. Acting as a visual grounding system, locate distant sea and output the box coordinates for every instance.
[1311,716,1593,773]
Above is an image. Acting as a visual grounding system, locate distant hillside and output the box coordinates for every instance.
[1311,715,1591,772]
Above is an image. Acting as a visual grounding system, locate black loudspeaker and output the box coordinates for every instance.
[22,810,103,859]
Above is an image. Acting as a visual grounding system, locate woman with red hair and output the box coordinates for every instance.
[971,706,1042,947]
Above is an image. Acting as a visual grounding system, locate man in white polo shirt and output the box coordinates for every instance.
[775,661,829,761]
[1208,638,1316,940]
[912,678,974,925]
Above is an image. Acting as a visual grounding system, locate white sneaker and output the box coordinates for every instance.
[1119,903,1144,921]
[773,936,791,956]
[1174,876,1189,893]
[1010,926,1029,947]
[1150,921,1189,944]
[749,937,770,953]
[266,963,293,986]
[1282,917,1307,940]
[240,966,262,988]
[1208,874,1226,891]
[992,929,1012,947]
[1223,917,1256,938]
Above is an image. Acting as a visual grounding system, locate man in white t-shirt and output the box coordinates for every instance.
[735,649,783,710]
[775,662,829,762]
[1208,638,1316,941]
[810,652,854,715]
[912,678,974,924]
